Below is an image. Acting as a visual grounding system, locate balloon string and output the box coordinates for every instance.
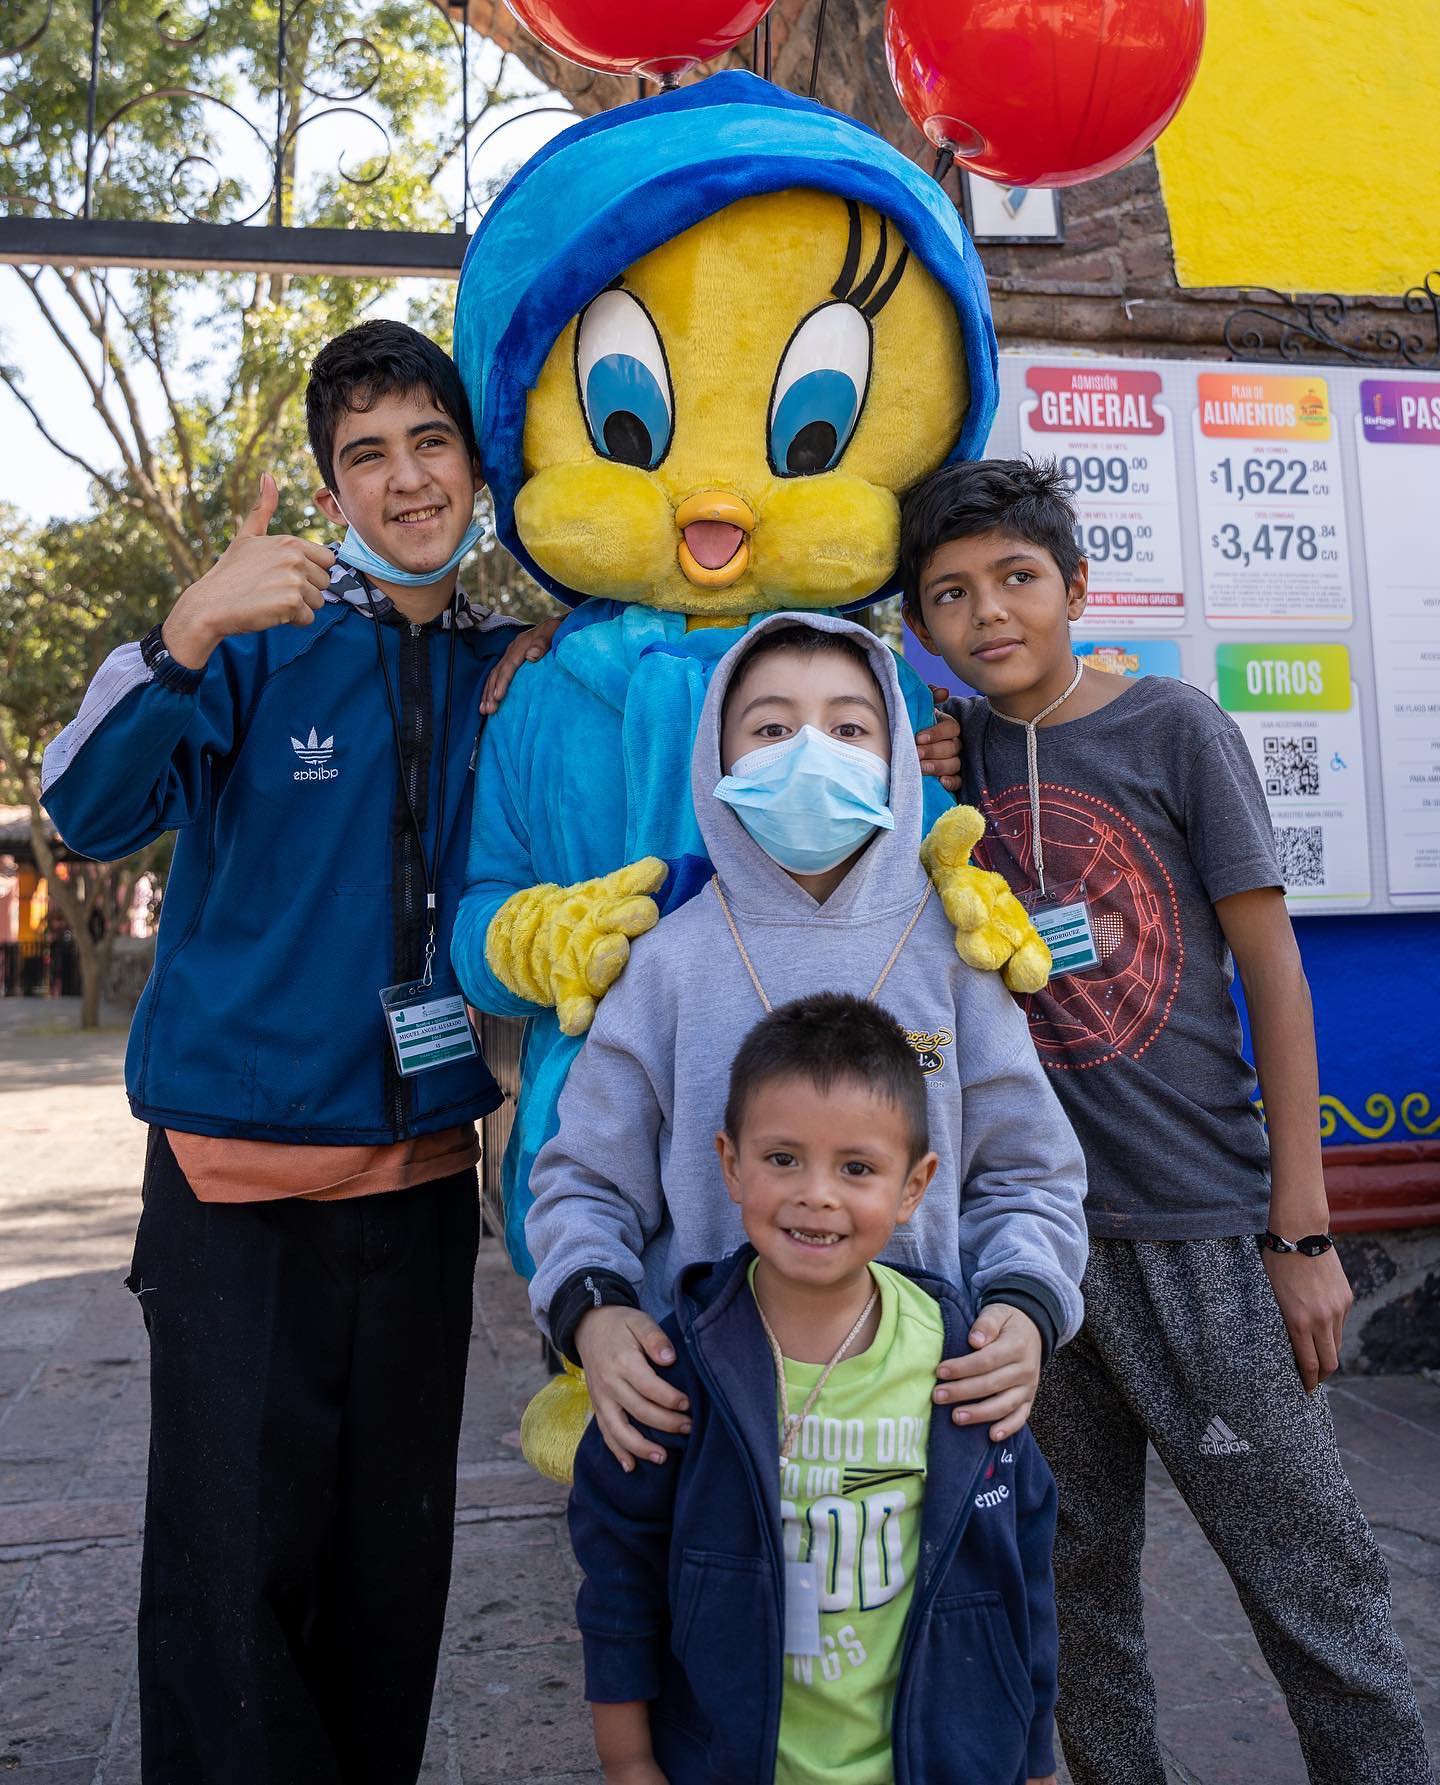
[764,12,772,80]
[808,0,829,98]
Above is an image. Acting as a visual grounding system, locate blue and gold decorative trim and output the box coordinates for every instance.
[1256,1090,1440,1142]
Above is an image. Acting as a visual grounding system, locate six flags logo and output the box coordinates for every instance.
[1361,380,1440,443]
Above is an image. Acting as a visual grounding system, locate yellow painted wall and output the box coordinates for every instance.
[1154,0,1440,296]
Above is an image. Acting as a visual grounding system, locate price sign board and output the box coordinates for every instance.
[1019,364,1185,627]
[1355,380,1440,897]
[1192,372,1351,625]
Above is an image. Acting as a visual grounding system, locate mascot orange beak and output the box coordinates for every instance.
[675,492,756,588]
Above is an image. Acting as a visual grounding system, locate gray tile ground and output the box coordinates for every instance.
[1,999,1437,1782]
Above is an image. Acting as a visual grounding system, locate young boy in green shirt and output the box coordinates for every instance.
[568,992,1060,1785]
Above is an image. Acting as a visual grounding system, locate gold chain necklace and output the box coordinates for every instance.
[754,1281,880,1465]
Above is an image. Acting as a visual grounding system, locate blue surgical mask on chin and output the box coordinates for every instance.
[335,501,486,589]
[713,725,895,876]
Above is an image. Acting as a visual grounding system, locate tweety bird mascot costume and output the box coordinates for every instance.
[451,73,1048,1324]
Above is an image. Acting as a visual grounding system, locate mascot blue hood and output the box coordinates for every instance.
[454,69,999,606]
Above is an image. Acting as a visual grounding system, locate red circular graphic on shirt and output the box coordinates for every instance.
[976,782,1183,1069]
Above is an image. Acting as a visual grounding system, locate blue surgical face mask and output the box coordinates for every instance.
[714,725,895,876]
[335,501,486,589]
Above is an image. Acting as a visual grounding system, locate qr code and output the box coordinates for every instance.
[1263,733,1320,797]
[1274,824,1325,888]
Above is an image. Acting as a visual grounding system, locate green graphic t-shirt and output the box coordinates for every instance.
[752,1262,945,1785]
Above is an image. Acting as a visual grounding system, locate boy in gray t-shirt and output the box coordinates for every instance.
[901,457,1431,1785]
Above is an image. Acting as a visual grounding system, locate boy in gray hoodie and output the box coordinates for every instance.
[526,613,1088,1469]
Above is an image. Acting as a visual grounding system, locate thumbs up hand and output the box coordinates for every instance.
[162,475,337,670]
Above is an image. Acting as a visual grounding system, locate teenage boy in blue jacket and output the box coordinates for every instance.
[569,992,1059,1785]
[40,321,555,1785]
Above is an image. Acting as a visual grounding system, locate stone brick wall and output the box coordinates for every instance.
[979,153,1225,357]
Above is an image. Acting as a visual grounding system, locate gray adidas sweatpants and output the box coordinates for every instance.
[1030,1237,1432,1785]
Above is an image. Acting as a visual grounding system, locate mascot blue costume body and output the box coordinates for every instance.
[450,72,1046,1272]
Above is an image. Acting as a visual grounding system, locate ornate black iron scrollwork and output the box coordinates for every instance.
[1225,273,1440,370]
[0,0,578,249]
[298,36,383,105]
[154,6,213,51]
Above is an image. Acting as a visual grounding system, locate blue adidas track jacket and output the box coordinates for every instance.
[41,562,516,1144]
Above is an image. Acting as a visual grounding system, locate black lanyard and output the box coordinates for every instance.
[362,580,460,986]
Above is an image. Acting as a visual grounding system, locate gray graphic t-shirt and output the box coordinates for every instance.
[949,675,1283,1240]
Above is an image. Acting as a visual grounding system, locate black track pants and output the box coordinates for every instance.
[1032,1236,1432,1785]
[128,1129,480,1785]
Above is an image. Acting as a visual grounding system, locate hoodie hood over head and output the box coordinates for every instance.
[692,611,927,923]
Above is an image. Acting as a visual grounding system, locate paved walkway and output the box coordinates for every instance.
[1,999,1437,1783]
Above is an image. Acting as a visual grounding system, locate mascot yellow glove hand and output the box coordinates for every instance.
[520,1361,592,1486]
[920,806,1052,996]
[484,857,667,1036]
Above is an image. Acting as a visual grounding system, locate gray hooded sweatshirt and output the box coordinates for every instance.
[525,613,1088,1355]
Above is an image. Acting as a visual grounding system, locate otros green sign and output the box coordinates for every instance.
[1216,643,1352,712]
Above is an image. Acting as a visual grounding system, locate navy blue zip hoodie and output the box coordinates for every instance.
[568,1246,1059,1784]
[40,561,515,1143]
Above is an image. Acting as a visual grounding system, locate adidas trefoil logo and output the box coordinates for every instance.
[290,725,338,782]
[1199,1416,1251,1457]
[291,725,333,764]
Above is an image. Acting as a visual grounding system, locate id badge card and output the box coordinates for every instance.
[784,1558,822,1657]
[1026,880,1101,978]
[379,978,478,1077]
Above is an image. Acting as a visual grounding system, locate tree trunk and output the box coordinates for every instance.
[1,716,100,1029]
[77,930,105,1029]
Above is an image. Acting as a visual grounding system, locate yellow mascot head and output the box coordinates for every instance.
[454,71,999,619]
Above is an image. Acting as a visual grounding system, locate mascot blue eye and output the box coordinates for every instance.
[768,301,872,477]
[575,288,673,470]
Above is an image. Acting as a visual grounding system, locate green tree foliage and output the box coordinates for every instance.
[0,503,177,1024]
[0,0,561,577]
[0,1,558,1019]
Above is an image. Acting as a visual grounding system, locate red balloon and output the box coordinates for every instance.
[506,0,777,81]
[884,0,1205,188]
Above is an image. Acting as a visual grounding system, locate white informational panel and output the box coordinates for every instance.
[1354,380,1440,899]
[988,354,1440,914]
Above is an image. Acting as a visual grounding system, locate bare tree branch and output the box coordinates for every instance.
[140,282,206,544]
[20,270,205,584]
[0,364,127,502]
[229,372,305,514]
[14,269,148,483]
[57,268,164,497]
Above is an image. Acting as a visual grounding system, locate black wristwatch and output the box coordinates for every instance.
[140,621,205,693]
[1260,1230,1335,1257]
